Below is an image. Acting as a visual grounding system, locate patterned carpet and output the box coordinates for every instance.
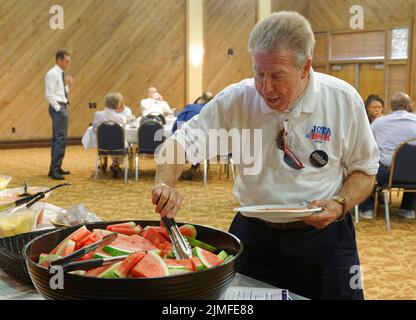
[1,145,415,299]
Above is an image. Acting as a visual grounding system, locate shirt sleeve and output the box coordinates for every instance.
[342,94,380,175]
[45,71,61,111]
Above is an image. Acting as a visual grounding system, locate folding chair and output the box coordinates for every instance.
[95,121,130,183]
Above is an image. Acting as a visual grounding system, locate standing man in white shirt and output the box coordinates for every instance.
[45,50,73,180]
[359,92,416,219]
[151,12,380,300]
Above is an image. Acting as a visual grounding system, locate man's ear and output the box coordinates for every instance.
[301,58,313,79]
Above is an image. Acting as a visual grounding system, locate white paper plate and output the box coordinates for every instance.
[233,204,323,223]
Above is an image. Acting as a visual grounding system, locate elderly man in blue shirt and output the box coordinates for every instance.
[172,92,214,179]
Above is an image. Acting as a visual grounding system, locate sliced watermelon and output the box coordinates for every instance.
[77,251,95,261]
[141,228,173,251]
[56,239,76,257]
[130,252,170,278]
[221,255,235,265]
[192,247,222,269]
[217,250,229,261]
[103,245,135,256]
[75,232,102,250]
[93,247,111,259]
[179,224,197,238]
[85,264,116,277]
[143,226,170,241]
[38,254,62,268]
[190,256,206,271]
[186,237,217,252]
[107,222,142,235]
[68,270,87,276]
[50,226,91,255]
[103,235,158,256]
[98,262,123,279]
[165,259,195,275]
[114,252,146,278]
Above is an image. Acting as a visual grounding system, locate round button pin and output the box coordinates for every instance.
[310,150,328,168]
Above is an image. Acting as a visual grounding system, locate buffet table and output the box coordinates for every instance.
[0,269,307,300]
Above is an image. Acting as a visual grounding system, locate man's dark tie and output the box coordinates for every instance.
[62,72,69,103]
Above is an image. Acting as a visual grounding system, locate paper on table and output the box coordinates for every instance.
[224,286,289,300]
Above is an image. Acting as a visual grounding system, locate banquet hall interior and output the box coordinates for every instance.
[1,0,416,300]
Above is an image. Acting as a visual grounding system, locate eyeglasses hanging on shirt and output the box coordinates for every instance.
[275,120,304,170]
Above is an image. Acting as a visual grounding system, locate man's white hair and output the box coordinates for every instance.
[248,11,315,69]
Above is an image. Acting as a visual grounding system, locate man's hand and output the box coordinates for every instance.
[151,183,183,218]
[65,75,74,87]
[300,200,343,229]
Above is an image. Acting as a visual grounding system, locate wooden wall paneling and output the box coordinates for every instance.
[271,0,308,16]
[308,0,415,32]
[358,63,385,102]
[0,0,186,142]
[313,33,328,64]
[386,64,408,112]
[330,64,356,88]
[203,0,257,95]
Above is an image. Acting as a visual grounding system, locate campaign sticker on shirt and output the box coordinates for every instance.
[305,125,332,144]
[310,150,328,168]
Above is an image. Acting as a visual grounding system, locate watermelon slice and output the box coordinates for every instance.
[165,259,195,275]
[106,222,142,235]
[98,262,123,279]
[130,252,170,278]
[190,256,206,271]
[217,250,228,261]
[141,227,173,251]
[192,247,222,269]
[114,252,146,278]
[68,270,87,276]
[38,254,62,268]
[85,264,116,277]
[221,255,235,265]
[77,251,95,261]
[50,226,91,255]
[93,247,111,259]
[75,232,103,250]
[56,239,76,257]
[103,235,158,256]
[186,237,217,252]
[178,224,197,238]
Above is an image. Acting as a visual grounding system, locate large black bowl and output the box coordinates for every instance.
[24,220,243,300]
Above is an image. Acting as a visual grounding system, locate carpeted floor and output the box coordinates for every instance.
[1,145,415,299]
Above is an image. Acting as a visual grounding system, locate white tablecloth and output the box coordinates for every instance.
[81,117,175,150]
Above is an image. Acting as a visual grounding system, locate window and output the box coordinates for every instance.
[390,27,409,60]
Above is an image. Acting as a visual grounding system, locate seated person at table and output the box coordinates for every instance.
[172,91,214,180]
[365,94,384,124]
[120,97,134,122]
[141,87,173,117]
[359,92,416,219]
[93,92,127,178]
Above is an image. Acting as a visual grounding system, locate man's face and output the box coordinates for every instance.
[253,49,310,111]
[57,55,71,71]
[148,87,157,98]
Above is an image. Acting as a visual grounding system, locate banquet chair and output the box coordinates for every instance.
[135,119,165,181]
[95,121,130,183]
[374,138,416,230]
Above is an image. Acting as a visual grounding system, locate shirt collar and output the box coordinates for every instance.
[54,64,64,73]
[258,68,319,118]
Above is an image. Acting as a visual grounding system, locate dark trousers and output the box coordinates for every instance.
[359,163,415,211]
[229,213,364,300]
[49,104,68,173]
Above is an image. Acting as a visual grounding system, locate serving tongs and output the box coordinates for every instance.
[0,183,71,213]
[162,217,192,260]
[49,232,121,273]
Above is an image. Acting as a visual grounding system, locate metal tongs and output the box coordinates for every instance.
[162,217,192,260]
[49,232,122,273]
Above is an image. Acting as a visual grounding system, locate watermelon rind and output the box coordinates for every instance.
[186,237,217,252]
[56,239,76,257]
[97,262,122,279]
[217,250,228,261]
[103,245,134,256]
[68,270,87,276]
[93,251,111,259]
[221,255,235,265]
[168,267,192,275]
[191,257,206,271]
[192,247,219,268]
